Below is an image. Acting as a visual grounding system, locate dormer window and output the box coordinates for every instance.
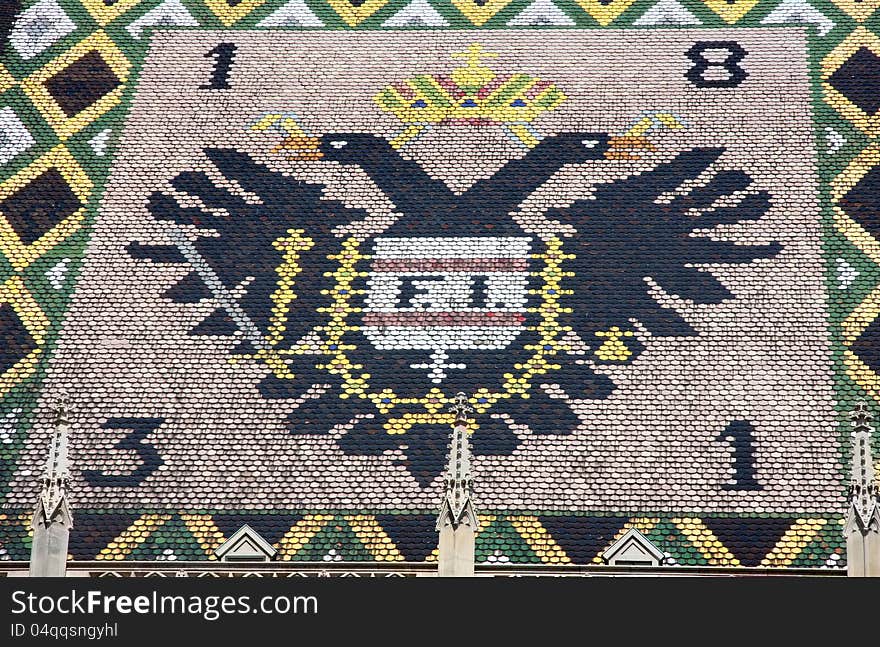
[601,528,665,567]
[213,525,277,563]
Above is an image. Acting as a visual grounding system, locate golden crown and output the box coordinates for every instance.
[373,43,567,149]
[249,41,687,160]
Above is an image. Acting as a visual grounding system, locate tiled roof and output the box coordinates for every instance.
[0,511,845,566]
[0,0,876,570]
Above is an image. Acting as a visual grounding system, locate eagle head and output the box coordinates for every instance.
[534,132,655,163]
[275,132,389,164]
[531,132,611,165]
[275,130,651,166]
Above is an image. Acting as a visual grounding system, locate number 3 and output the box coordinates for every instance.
[686,41,748,88]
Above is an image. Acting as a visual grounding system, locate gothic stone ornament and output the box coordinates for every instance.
[10,29,840,514]
[436,392,478,531]
[31,393,73,531]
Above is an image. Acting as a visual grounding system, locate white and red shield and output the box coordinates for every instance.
[361,236,533,384]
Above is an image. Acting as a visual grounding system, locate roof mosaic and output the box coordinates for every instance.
[0,0,878,569]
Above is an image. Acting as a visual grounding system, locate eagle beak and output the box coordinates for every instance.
[604,135,656,160]
[272,136,324,160]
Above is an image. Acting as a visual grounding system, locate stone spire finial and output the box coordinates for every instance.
[436,393,478,532]
[33,394,73,531]
[435,393,478,576]
[851,399,872,429]
[450,391,473,426]
[845,399,880,577]
[29,394,74,576]
[847,400,879,532]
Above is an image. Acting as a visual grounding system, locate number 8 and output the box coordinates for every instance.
[686,41,748,88]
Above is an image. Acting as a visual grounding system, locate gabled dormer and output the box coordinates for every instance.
[214,524,277,562]
[601,528,665,567]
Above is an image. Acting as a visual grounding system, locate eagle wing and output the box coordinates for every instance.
[129,147,369,396]
[542,147,780,344]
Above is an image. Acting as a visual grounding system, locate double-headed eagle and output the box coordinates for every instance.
[130,46,779,486]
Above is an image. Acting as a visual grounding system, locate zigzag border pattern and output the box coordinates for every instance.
[0,0,875,567]
[0,511,847,566]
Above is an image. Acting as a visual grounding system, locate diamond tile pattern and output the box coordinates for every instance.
[44,50,122,118]
[0,0,870,571]
[0,167,80,244]
[827,47,880,116]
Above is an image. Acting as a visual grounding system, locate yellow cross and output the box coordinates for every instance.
[452,43,498,67]
[451,43,497,88]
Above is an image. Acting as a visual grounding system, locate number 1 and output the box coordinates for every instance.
[200,42,236,90]
[719,420,761,490]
